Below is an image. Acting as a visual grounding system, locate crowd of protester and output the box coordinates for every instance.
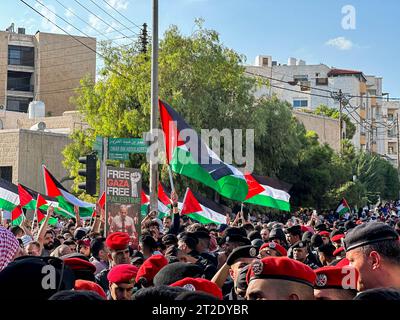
[1,193,400,301]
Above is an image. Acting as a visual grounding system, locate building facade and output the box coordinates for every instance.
[247,55,399,166]
[0,110,87,192]
[0,24,96,116]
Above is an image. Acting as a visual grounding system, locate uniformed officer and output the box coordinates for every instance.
[344,221,400,291]
[246,256,316,300]
[292,241,320,269]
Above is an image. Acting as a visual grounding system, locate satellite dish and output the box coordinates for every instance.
[0,105,4,110]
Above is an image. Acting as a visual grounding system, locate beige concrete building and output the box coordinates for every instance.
[292,110,340,152]
[0,110,87,192]
[0,24,96,116]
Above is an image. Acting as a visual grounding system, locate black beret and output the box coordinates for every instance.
[226,245,258,266]
[0,256,75,300]
[318,243,336,256]
[248,231,262,242]
[73,228,88,240]
[236,264,250,291]
[302,231,313,243]
[153,262,203,286]
[193,231,210,240]
[315,223,327,232]
[344,220,357,231]
[60,253,90,261]
[225,234,251,245]
[269,228,286,241]
[291,241,307,249]
[251,239,264,249]
[162,234,178,246]
[311,234,323,248]
[285,225,302,236]
[344,222,399,252]
[225,227,247,238]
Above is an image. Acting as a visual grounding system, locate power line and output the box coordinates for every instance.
[101,0,146,32]
[72,0,135,41]
[20,0,130,81]
[54,0,131,47]
[245,68,400,101]
[88,0,140,36]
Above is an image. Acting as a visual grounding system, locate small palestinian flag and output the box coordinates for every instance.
[181,188,227,225]
[0,178,20,212]
[92,192,106,217]
[18,184,74,219]
[244,174,291,212]
[11,206,24,226]
[43,166,95,217]
[335,198,350,217]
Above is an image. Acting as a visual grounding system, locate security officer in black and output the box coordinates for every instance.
[292,241,320,269]
[285,225,303,258]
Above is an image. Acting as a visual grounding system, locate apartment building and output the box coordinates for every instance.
[0,23,96,116]
[246,55,399,165]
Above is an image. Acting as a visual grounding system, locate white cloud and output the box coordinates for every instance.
[88,14,103,30]
[65,7,75,19]
[34,0,58,33]
[325,37,354,50]
[105,0,129,11]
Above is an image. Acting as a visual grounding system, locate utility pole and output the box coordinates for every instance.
[331,89,348,154]
[149,0,159,212]
[140,23,148,54]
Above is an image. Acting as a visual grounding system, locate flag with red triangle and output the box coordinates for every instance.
[244,174,291,212]
[181,187,227,225]
[42,165,94,217]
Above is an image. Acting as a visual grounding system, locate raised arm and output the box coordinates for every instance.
[37,206,54,245]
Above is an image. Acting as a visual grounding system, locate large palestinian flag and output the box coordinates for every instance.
[335,198,350,217]
[181,188,227,225]
[159,100,248,202]
[43,166,95,217]
[244,174,291,212]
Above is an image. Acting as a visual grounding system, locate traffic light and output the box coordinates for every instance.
[78,154,97,195]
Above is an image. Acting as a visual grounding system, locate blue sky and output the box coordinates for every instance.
[5,0,400,96]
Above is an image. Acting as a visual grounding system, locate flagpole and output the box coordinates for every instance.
[168,165,175,192]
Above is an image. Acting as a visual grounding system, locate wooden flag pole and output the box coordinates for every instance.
[168,165,175,192]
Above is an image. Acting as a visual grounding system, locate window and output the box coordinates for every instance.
[7,71,33,92]
[8,45,34,67]
[0,167,12,182]
[388,114,394,122]
[6,96,33,113]
[316,78,328,85]
[293,99,308,108]
[389,147,394,154]
[262,57,269,66]
[293,75,308,82]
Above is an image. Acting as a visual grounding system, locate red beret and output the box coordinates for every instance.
[246,257,316,287]
[106,232,130,251]
[107,264,139,284]
[135,254,168,286]
[318,231,330,237]
[170,277,223,300]
[333,247,345,256]
[300,225,310,233]
[331,234,345,243]
[259,242,287,257]
[74,279,107,299]
[335,258,350,268]
[314,265,358,289]
[63,258,96,273]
